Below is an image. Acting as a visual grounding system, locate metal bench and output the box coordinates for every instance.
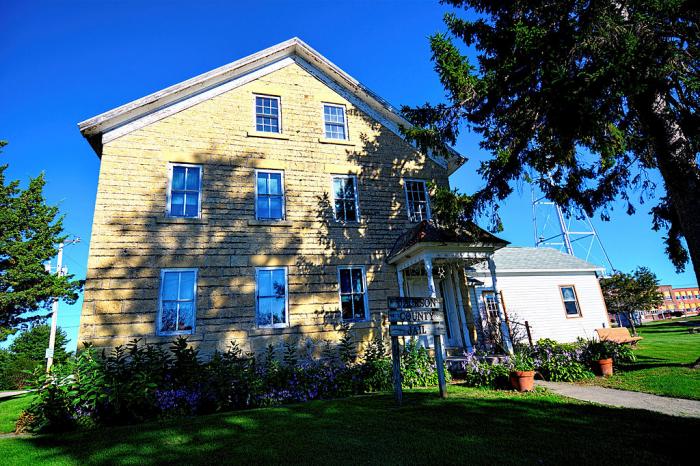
[596,327,643,345]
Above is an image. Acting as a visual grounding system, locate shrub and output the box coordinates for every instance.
[531,339,593,382]
[461,352,510,388]
[400,340,451,388]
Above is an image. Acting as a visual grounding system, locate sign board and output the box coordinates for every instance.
[387,296,441,311]
[388,309,444,324]
[389,322,446,337]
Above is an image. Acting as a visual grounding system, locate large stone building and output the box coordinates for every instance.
[77,38,608,356]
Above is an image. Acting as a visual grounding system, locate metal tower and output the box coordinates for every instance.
[531,187,615,273]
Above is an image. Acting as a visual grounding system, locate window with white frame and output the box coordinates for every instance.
[256,170,285,220]
[560,285,582,317]
[323,104,347,140]
[168,164,201,217]
[256,267,287,327]
[331,175,359,222]
[255,95,281,133]
[158,269,197,335]
[404,180,430,222]
[338,266,368,321]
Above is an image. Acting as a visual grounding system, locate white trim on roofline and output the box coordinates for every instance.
[77,37,463,172]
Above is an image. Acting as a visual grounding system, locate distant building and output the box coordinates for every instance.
[645,285,700,320]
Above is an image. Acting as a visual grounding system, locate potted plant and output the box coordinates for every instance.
[509,352,536,392]
[587,340,616,376]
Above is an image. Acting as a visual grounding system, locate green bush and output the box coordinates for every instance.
[400,340,451,388]
[461,353,510,388]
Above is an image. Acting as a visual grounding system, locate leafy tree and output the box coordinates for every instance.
[599,267,663,335]
[0,324,70,389]
[402,1,700,282]
[0,140,82,338]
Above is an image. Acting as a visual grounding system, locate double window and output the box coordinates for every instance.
[256,267,288,327]
[256,170,285,220]
[404,179,430,222]
[167,164,202,218]
[560,285,582,317]
[338,266,369,321]
[158,269,197,335]
[323,104,347,140]
[255,95,281,133]
[331,175,359,222]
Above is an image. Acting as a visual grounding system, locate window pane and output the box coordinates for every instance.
[561,287,575,301]
[341,295,353,320]
[344,178,355,196]
[170,193,185,216]
[177,302,194,331]
[162,272,180,300]
[352,269,364,293]
[344,201,357,222]
[271,298,285,324]
[172,167,186,190]
[257,197,269,219]
[269,196,283,219]
[257,298,272,326]
[565,301,579,315]
[272,269,285,298]
[184,194,199,217]
[334,200,345,220]
[179,271,195,300]
[339,269,351,293]
[185,167,200,190]
[333,178,344,198]
[257,173,268,194]
[160,302,177,332]
[268,173,282,195]
[352,294,365,319]
[258,270,272,296]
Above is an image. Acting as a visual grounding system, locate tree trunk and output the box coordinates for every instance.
[633,92,700,285]
[625,311,638,336]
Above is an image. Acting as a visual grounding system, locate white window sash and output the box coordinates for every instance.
[256,267,289,328]
[322,103,348,140]
[254,94,282,133]
[166,163,203,218]
[330,174,360,222]
[404,179,431,222]
[337,266,369,322]
[254,169,286,220]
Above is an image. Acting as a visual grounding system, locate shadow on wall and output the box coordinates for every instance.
[80,113,446,358]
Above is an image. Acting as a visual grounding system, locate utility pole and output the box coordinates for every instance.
[46,238,79,371]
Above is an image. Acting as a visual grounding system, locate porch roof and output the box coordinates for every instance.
[386,220,509,266]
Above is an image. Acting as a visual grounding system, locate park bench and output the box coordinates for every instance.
[596,327,643,345]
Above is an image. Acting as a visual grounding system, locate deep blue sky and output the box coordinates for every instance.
[1,0,696,350]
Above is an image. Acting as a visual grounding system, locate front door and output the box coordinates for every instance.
[438,277,464,349]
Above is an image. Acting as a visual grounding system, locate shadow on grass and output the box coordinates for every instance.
[12,390,698,465]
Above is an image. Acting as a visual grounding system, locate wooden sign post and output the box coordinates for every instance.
[387,297,447,405]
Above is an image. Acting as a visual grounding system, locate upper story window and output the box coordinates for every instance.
[256,170,285,220]
[404,179,430,222]
[338,266,368,321]
[560,285,582,317]
[168,164,202,218]
[158,269,197,335]
[331,175,359,222]
[255,95,281,133]
[323,104,347,140]
[256,267,288,327]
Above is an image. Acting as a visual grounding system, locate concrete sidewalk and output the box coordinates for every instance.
[536,381,700,418]
[0,390,29,400]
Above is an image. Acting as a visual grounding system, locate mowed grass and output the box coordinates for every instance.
[0,386,696,465]
[583,316,700,399]
[0,394,32,434]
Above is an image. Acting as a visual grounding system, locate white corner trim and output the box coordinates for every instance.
[102,57,295,145]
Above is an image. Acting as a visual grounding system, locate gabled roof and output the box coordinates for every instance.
[475,247,605,272]
[78,37,466,173]
[387,220,509,261]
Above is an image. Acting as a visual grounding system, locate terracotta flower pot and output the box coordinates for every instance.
[510,370,535,392]
[594,358,614,377]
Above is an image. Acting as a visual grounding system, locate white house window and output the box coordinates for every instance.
[256,267,288,327]
[323,104,347,140]
[560,286,582,317]
[405,180,430,222]
[338,266,368,321]
[331,175,359,222]
[168,164,201,217]
[158,269,197,335]
[255,95,281,133]
[256,170,284,220]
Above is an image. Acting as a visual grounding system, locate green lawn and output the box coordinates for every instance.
[0,394,33,434]
[0,386,696,465]
[583,316,700,399]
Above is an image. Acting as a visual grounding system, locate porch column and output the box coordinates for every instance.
[396,268,405,298]
[423,256,436,298]
[487,256,514,354]
[450,266,473,352]
[465,269,485,343]
[424,255,447,398]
